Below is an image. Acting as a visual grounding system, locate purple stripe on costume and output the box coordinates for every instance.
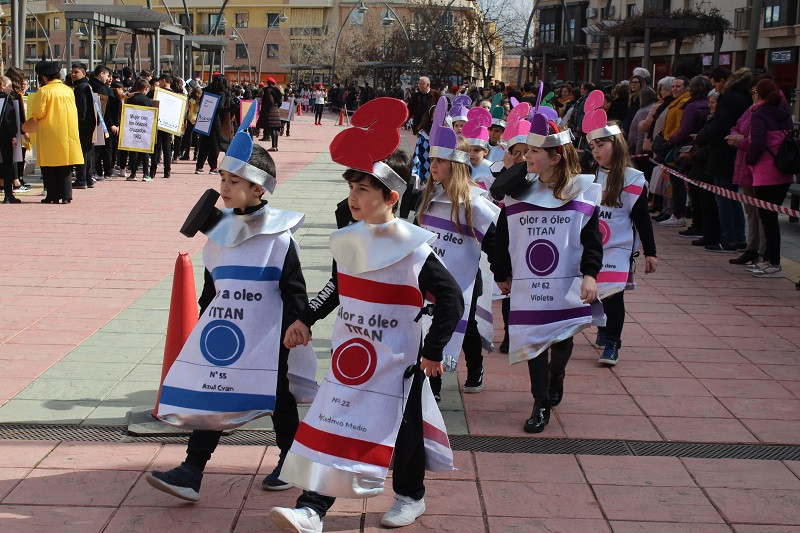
[475,305,492,323]
[509,306,592,326]
[505,200,596,218]
[454,320,468,333]
[420,214,484,241]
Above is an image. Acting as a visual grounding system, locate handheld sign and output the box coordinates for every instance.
[12,100,23,163]
[93,94,108,146]
[239,99,259,128]
[153,87,188,135]
[194,91,221,136]
[119,103,158,153]
[278,100,291,121]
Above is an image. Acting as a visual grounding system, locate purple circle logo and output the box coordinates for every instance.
[526,239,559,276]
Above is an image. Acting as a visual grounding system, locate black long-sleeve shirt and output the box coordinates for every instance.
[298,253,464,363]
[631,190,657,258]
[198,202,308,335]
[493,205,604,282]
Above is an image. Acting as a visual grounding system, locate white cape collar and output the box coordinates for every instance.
[206,206,304,247]
[330,219,435,274]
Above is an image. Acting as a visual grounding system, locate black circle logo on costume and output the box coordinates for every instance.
[599,219,611,246]
[200,320,246,367]
[526,239,559,276]
[332,338,378,386]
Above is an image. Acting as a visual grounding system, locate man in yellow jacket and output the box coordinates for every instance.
[22,61,83,204]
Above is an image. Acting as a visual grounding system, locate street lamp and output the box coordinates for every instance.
[331,1,368,83]
[256,9,288,83]
[229,25,252,84]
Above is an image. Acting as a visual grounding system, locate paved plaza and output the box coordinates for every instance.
[1,111,800,532]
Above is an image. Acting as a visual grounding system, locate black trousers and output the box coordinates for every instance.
[128,152,150,177]
[196,129,221,171]
[296,367,427,518]
[1,160,17,198]
[598,291,625,341]
[698,186,720,241]
[527,337,574,403]
[314,104,324,123]
[281,120,291,136]
[150,131,173,177]
[180,123,196,158]
[95,143,112,177]
[184,345,299,471]
[75,146,94,184]
[41,165,72,201]
[754,182,791,264]
[269,128,279,149]
[669,172,686,218]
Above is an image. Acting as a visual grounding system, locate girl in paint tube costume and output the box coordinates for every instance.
[462,106,496,191]
[418,96,500,400]
[491,98,604,435]
[147,103,318,502]
[271,98,463,533]
[583,90,658,366]
[446,94,470,136]
[486,92,508,164]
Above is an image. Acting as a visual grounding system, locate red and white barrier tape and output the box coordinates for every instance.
[636,155,800,218]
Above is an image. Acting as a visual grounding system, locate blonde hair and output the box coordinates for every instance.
[417,139,478,239]
[0,76,11,88]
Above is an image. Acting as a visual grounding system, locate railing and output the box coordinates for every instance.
[25,28,49,38]
[196,24,226,35]
[734,7,751,32]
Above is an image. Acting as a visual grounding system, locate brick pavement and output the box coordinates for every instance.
[1,110,800,531]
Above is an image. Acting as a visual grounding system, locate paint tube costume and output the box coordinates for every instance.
[419,97,500,372]
[157,105,318,430]
[463,107,495,191]
[583,91,647,299]
[496,95,604,364]
[280,98,455,499]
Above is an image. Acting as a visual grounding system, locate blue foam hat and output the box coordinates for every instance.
[218,102,277,193]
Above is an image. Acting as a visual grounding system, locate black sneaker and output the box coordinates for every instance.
[463,369,484,393]
[262,456,292,491]
[730,250,758,265]
[653,212,671,222]
[72,182,88,189]
[705,242,737,253]
[691,237,715,247]
[146,462,203,502]
[499,333,509,354]
[678,227,703,238]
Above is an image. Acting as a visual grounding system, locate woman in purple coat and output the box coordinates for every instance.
[744,79,795,277]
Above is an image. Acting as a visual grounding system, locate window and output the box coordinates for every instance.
[54,44,60,57]
[209,14,224,29]
[764,0,797,27]
[627,3,638,16]
[267,43,279,58]
[108,43,116,58]
[539,8,560,44]
[235,13,249,28]
[54,17,60,30]
[26,44,37,58]
[267,13,281,27]
[124,43,132,56]
[644,0,670,11]
[236,44,248,58]
[178,13,194,31]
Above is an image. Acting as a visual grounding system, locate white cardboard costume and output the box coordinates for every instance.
[280,219,454,498]
[504,174,604,364]
[470,159,495,191]
[419,185,499,371]
[157,207,318,430]
[595,167,646,298]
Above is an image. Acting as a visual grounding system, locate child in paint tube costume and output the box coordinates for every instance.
[583,90,657,366]
[147,104,318,502]
[418,96,500,398]
[270,98,463,533]
[486,92,507,164]
[491,99,604,435]
[445,94,470,135]
[463,106,496,191]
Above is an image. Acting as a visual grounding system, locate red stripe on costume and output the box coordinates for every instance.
[294,421,394,468]
[622,184,644,196]
[338,273,423,307]
[596,271,630,283]
[423,421,450,448]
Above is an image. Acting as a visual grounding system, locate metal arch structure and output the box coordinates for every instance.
[256,9,288,83]
[382,3,413,69]
[423,0,457,75]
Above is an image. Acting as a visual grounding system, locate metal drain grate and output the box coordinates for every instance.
[2,424,800,461]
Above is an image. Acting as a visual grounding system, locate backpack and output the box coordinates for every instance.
[768,129,800,175]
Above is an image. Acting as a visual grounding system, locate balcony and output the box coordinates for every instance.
[25,28,50,39]
[734,7,751,32]
[196,24,226,35]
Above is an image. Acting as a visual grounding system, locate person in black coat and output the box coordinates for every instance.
[693,67,753,252]
[89,65,118,180]
[125,78,155,181]
[195,74,232,174]
[70,63,97,188]
[0,76,20,203]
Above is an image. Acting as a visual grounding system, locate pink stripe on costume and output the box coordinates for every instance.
[596,271,630,283]
[622,184,644,196]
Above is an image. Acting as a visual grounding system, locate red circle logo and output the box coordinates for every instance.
[331,338,378,386]
[598,219,611,246]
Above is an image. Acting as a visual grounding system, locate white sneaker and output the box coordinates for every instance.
[380,495,426,528]
[142,175,153,182]
[269,507,323,533]
[746,260,770,272]
[659,215,687,227]
[751,264,782,278]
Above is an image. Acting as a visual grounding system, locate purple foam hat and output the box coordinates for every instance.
[430,96,470,164]
[526,82,573,148]
[462,107,492,149]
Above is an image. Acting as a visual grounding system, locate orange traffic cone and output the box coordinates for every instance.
[296,102,302,116]
[153,252,199,417]
[338,108,345,126]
